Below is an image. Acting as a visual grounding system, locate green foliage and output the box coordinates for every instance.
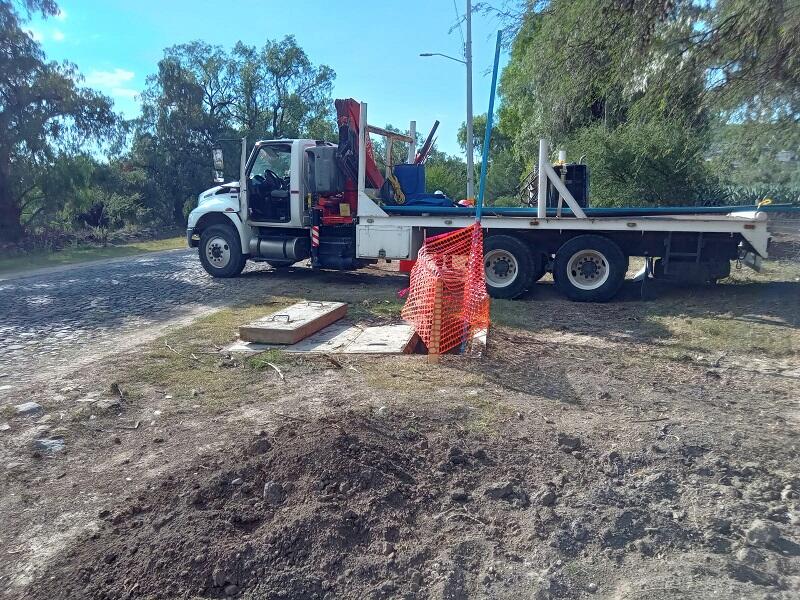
[425,150,468,201]
[497,0,800,207]
[131,36,336,226]
[0,0,116,241]
[565,121,717,206]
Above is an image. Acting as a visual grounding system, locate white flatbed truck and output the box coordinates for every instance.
[187,102,771,302]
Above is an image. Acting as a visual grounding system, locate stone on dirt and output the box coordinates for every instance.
[263,481,285,505]
[15,401,43,417]
[32,438,65,453]
[451,488,470,502]
[0,422,10,432]
[557,433,581,452]
[744,519,778,547]
[533,487,557,507]
[483,480,529,506]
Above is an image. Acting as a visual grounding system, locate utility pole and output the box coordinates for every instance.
[465,0,475,201]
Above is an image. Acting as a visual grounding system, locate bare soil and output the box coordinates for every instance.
[1,239,799,600]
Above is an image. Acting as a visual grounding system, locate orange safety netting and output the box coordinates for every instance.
[401,223,490,355]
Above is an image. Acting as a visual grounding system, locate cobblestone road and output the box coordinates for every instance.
[0,250,282,385]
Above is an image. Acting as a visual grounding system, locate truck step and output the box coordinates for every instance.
[239,301,348,344]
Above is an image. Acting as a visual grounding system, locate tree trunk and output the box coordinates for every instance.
[0,164,25,243]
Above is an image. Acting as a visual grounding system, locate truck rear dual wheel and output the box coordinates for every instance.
[198,224,247,278]
[553,235,628,302]
[483,235,545,299]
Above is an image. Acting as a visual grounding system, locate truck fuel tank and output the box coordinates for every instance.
[249,236,311,261]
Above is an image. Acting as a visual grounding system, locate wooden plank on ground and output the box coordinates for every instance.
[239,301,347,344]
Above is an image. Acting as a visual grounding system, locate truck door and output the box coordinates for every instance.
[247,143,293,223]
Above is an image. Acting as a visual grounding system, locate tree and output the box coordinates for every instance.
[231,36,335,140]
[132,37,337,226]
[0,0,116,241]
[496,0,799,206]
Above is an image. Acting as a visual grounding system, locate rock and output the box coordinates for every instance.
[263,481,285,505]
[248,437,271,455]
[15,402,43,417]
[231,478,243,486]
[586,582,598,593]
[224,584,239,597]
[744,519,778,547]
[0,422,10,432]
[781,485,795,502]
[382,542,395,555]
[533,487,557,507]
[451,488,470,502]
[765,505,788,523]
[191,389,199,398]
[557,433,581,452]
[484,481,515,500]
[634,539,653,556]
[448,447,468,465]
[709,516,732,534]
[735,546,762,564]
[32,438,65,453]
[410,570,423,587]
[96,398,120,412]
[484,480,529,507]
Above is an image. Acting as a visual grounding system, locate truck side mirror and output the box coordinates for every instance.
[212,148,224,183]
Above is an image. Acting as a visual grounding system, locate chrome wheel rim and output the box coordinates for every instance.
[206,236,231,269]
[566,249,609,290]
[484,249,518,288]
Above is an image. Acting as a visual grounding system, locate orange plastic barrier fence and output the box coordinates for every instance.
[401,223,490,357]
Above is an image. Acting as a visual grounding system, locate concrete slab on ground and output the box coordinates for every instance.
[239,301,348,344]
[227,323,418,355]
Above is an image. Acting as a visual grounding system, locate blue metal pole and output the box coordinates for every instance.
[475,30,502,223]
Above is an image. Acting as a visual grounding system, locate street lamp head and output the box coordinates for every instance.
[419,53,434,57]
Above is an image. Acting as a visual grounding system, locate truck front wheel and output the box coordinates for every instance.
[553,235,627,302]
[198,224,247,278]
[483,235,538,299]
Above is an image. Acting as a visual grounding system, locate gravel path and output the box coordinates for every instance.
[0,249,278,385]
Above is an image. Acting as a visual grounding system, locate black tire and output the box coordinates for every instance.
[266,260,295,269]
[483,234,537,299]
[198,224,247,278]
[553,235,627,302]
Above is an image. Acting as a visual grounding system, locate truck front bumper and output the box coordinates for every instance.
[186,228,198,248]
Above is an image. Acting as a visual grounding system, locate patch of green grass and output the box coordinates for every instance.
[646,313,799,359]
[490,299,538,330]
[0,236,185,275]
[348,296,405,321]
[115,301,296,409]
[245,349,289,370]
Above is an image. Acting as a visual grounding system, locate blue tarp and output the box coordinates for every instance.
[381,203,797,218]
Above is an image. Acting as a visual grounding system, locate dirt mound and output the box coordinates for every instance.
[25,409,799,599]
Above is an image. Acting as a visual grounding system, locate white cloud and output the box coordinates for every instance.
[27,28,44,42]
[85,68,135,88]
[52,29,65,42]
[84,68,139,101]
[55,8,68,20]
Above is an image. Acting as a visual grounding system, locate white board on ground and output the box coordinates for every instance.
[226,323,418,355]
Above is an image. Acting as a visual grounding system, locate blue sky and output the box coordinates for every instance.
[29,0,509,156]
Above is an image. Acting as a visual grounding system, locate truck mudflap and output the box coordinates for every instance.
[742,250,763,272]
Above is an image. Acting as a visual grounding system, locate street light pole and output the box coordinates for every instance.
[465,0,474,201]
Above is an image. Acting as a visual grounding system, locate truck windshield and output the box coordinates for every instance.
[251,145,291,179]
